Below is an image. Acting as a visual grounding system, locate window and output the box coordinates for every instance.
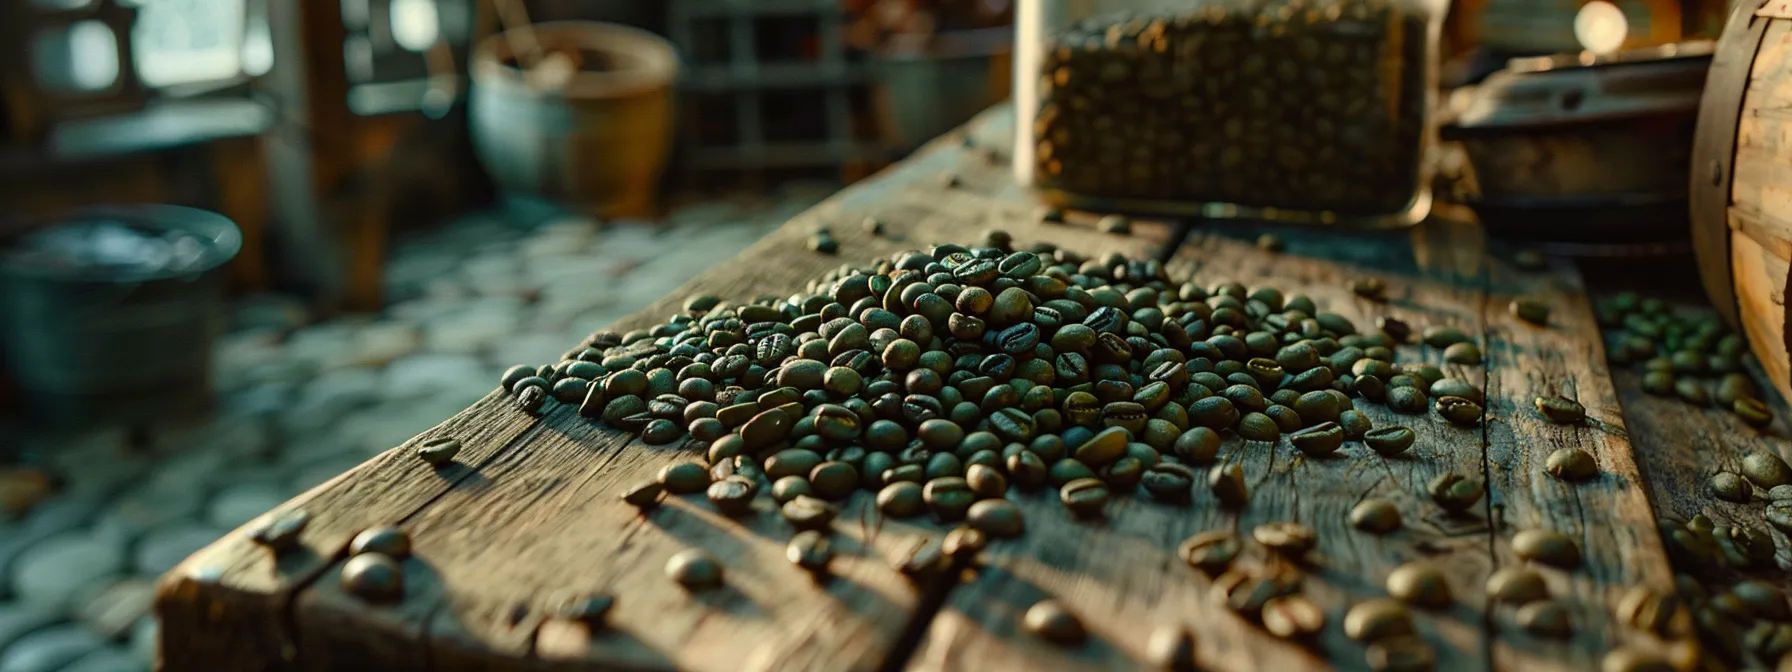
[32,20,122,92]
[340,0,477,116]
[27,0,273,96]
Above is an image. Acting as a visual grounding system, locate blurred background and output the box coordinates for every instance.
[0,0,1741,669]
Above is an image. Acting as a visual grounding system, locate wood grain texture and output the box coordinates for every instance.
[154,390,542,671]
[1583,277,1792,574]
[1480,258,1692,668]
[162,105,1179,671]
[911,220,1499,672]
[1729,232,1792,405]
[1725,16,1792,402]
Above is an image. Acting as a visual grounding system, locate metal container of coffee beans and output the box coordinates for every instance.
[1016,0,1446,227]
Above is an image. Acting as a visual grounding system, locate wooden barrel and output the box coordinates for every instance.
[1692,0,1792,402]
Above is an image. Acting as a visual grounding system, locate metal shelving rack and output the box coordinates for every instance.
[668,0,887,172]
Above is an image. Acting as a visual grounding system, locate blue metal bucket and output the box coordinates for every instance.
[0,205,242,426]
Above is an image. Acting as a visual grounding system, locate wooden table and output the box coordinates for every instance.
[154,107,1789,671]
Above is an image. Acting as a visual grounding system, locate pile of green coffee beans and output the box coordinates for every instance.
[1599,293,1774,428]
[497,236,1492,515]
[489,235,1509,663]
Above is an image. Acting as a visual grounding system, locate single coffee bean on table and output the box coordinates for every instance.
[1345,598,1415,641]
[787,530,832,574]
[1386,562,1451,608]
[248,509,311,552]
[1023,599,1086,646]
[1427,472,1484,513]
[1485,567,1549,605]
[1513,529,1582,568]
[1364,426,1416,456]
[349,527,411,559]
[342,552,404,602]
[1350,499,1402,534]
[1178,530,1241,575]
[1510,298,1551,325]
[1145,625,1197,671]
[1545,448,1598,482]
[1534,396,1586,424]
[1261,595,1326,639]
[1742,452,1792,489]
[666,548,724,590]
[415,437,462,466]
[1710,471,1754,503]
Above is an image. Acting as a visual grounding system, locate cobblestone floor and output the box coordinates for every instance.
[0,184,830,671]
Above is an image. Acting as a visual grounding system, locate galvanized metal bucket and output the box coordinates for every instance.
[0,205,241,426]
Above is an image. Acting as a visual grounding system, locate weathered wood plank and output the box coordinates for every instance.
[1480,257,1694,668]
[154,389,542,671]
[909,221,1499,671]
[263,106,1179,671]
[1585,278,1792,668]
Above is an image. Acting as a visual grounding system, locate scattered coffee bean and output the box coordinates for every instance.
[666,549,724,590]
[1178,530,1241,575]
[1516,600,1572,638]
[1534,396,1586,424]
[877,481,925,518]
[1060,477,1110,517]
[1435,396,1483,427]
[1735,397,1774,427]
[787,530,832,574]
[1253,521,1317,556]
[772,476,813,504]
[1711,471,1754,503]
[660,461,711,494]
[967,499,1025,538]
[1513,529,1581,568]
[1262,595,1326,639]
[1510,299,1550,325]
[1023,599,1086,645]
[1098,215,1131,234]
[1351,499,1402,534]
[707,476,757,516]
[924,477,976,521]
[1345,598,1415,641]
[1386,562,1450,608]
[1769,501,1792,534]
[342,552,404,602]
[1364,426,1416,456]
[349,527,411,559]
[1208,463,1249,508]
[1145,625,1197,671]
[1742,452,1792,489]
[1427,472,1484,513]
[415,438,462,466]
[1485,567,1549,605]
[1289,422,1345,457]
[1544,448,1597,482]
[622,481,664,508]
[782,495,838,531]
[248,509,310,552]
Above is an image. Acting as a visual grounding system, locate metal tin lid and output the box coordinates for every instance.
[1446,41,1714,135]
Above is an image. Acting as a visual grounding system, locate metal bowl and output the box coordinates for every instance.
[1442,41,1713,254]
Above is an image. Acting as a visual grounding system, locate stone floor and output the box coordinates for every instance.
[0,184,832,672]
